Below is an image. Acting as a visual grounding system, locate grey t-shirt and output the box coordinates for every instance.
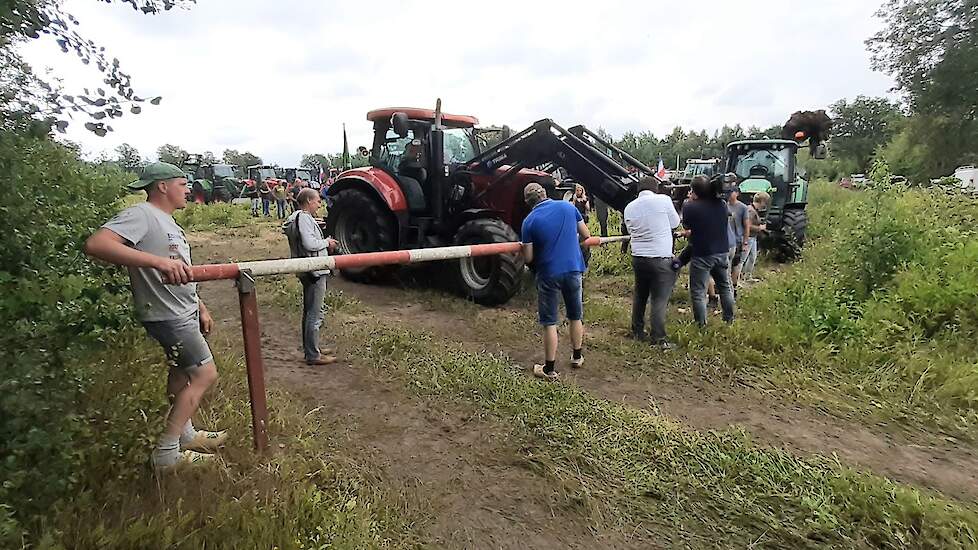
[727,200,749,244]
[102,202,198,321]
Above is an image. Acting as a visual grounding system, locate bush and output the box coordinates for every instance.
[174,201,255,231]
[0,131,135,542]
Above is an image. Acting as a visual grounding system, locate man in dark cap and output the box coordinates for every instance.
[521,182,591,381]
[84,162,227,471]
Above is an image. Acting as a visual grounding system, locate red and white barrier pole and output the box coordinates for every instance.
[193,235,630,452]
[190,235,629,282]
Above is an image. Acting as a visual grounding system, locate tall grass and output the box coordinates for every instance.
[668,172,978,433]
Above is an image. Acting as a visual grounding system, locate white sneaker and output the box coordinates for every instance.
[153,450,215,472]
[181,429,228,452]
[569,354,584,368]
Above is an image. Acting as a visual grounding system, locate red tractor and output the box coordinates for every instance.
[324,101,655,305]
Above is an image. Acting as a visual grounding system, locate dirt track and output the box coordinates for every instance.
[192,227,977,546]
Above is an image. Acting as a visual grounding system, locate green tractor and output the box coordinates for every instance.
[726,140,809,260]
[726,110,832,261]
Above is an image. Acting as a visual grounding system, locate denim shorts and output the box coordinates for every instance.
[142,310,214,371]
[536,271,584,326]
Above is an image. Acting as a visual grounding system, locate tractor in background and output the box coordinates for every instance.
[727,110,832,260]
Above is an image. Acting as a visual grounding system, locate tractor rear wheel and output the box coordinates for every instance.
[325,188,397,282]
[453,218,524,306]
[766,207,807,262]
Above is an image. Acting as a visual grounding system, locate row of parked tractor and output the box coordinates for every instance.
[180,154,337,204]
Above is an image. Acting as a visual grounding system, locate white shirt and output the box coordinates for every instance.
[623,190,680,258]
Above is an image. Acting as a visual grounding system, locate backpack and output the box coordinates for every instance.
[282,212,309,259]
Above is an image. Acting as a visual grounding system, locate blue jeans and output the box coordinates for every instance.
[300,274,328,361]
[689,253,735,326]
[536,271,583,326]
[262,198,271,217]
[276,199,287,219]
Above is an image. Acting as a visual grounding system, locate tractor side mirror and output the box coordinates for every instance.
[391,112,410,138]
[812,142,828,160]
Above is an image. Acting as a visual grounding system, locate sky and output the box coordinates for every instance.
[21,0,897,167]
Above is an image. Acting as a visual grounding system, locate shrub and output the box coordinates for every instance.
[0,130,134,541]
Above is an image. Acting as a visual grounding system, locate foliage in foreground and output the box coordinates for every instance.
[353,321,978,549]
[2,338,418,549]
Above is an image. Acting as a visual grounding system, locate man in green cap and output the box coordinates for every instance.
[84,162,227,471]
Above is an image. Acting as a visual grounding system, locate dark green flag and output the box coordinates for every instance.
[342,123,351,170]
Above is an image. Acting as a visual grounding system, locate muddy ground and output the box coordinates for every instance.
[192,227,977,548]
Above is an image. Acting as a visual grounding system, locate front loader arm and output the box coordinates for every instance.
[464,119,657,212]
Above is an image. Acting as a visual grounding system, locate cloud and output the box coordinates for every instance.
[20,0,897,165]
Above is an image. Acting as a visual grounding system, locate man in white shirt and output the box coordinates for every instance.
[623,177,681,349]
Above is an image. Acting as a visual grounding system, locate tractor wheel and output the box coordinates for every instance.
[325,188,397,282]
[453,218,524,306]
[766,207,807,262]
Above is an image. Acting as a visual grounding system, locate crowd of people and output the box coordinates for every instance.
[520,174,769,379]
[82,161,770,469]
[241,176,334,219]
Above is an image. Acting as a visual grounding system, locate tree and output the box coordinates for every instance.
[867,0,978,175]
[0,1,194,136]
[157,143,189,166]
[114,143,143,172]
[300,153,331,169]
[222,149,262,174]
[201,151,217,165]
[829,96,904,171]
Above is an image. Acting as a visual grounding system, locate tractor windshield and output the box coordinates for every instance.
[296,169,311,181]
[213,165,234,178]
[730,146,792,181]
[259,168,276,180]
[443,127,477,164]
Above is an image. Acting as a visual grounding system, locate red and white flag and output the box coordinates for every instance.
[656,157,667,179]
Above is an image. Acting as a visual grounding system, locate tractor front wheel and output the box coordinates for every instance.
[453,218,524,306]
[325,188,397,282]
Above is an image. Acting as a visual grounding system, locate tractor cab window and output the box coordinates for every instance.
[213,165,234,178]
[443,127,477,164]
[731,146,791,182]
[376,128,418,174]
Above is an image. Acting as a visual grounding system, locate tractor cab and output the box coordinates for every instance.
[368,107,481,216]
[726,140,802,201]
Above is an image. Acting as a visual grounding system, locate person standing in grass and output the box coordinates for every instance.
[725,185,750,292]
[283,188,339,366]
[84,162,227,471]
[624,177,681,349]
[681,175,735,326]
[521,182,591,381]
[258,179,272,217]
[742,191,769,282]
[273,181,288,219]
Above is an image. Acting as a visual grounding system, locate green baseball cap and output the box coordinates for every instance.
[129,162,186,190]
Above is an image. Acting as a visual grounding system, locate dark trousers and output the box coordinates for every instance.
[631,256,677,342]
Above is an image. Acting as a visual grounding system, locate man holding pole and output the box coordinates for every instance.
[84,162,227,471]
[521,182,591,381]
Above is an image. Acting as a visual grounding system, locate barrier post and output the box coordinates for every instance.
[236,270,269,451]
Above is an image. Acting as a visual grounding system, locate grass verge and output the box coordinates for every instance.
[345,318,978,549]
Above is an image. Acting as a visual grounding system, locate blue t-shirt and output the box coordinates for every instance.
[521,199,585,279]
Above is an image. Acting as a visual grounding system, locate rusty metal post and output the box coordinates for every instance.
[236,270,269,451]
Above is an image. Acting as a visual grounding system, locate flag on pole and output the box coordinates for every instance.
[342,123,351,170]
[656,156,667,179]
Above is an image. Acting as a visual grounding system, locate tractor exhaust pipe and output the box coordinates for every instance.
[430,98,445,222]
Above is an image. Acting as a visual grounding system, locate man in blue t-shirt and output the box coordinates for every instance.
[681,175,736,326]
[521,182,591,381]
